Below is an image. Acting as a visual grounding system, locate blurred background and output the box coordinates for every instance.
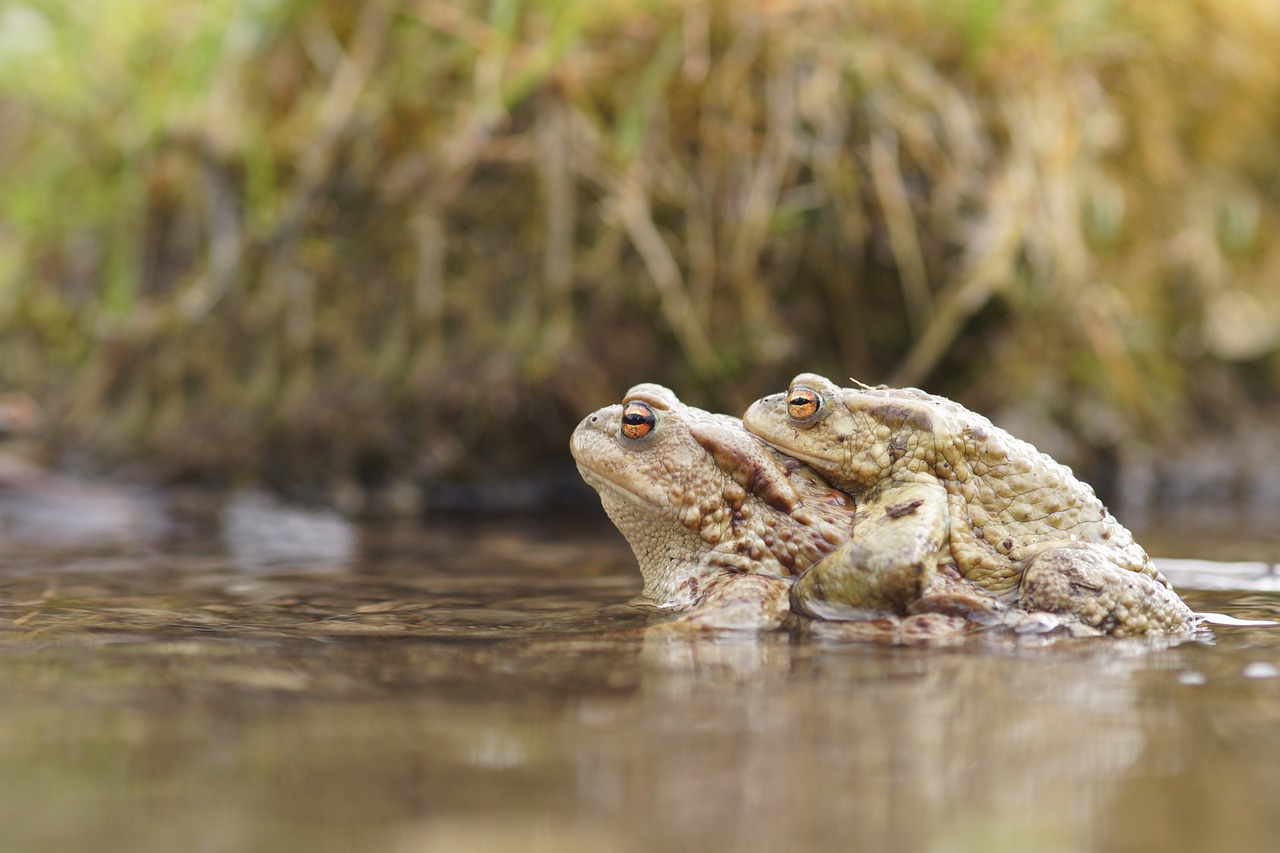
[3,0,1280,513]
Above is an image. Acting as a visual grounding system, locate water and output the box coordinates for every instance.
[2,491,1280,852]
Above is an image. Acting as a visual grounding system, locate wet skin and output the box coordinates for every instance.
[571,384,855,629]
[743,373,1197,636]
[572,384,1101,638]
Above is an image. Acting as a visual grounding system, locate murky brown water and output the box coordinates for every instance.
[2,492,1280,852]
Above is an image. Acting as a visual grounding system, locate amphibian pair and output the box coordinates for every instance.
[571,374,1196,637]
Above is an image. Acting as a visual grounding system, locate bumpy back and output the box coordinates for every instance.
[910,390,1161,592]
[839,386,1158,592]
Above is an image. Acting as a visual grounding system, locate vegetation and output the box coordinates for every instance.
[2,0,1280,504]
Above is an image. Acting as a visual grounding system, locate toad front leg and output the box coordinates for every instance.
[790,481,949,621]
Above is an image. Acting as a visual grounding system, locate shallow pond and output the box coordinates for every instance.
[2,491,1280,852]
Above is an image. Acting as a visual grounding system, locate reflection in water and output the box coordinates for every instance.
[0,510,1278,851]
[632,632,1159,851]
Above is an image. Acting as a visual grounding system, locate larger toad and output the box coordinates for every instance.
[571,384,855,629]
[743,373,1197,636]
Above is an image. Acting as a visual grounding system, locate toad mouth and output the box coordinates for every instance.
[753,440,828,474]
[574,464,658,508]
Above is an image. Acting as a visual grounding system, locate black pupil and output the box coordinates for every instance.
[623,410,653,426]
[792,395,812,406]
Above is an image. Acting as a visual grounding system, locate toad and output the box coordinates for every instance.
[743,373,1197,636]
[571,384,855,629]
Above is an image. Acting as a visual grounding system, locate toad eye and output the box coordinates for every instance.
[621,401,657,440]
[787,387,821,422]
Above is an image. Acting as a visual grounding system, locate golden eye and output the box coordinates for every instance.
[621,401,656,440]
[787,387,821,422]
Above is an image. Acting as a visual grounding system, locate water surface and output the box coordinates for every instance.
[2,494,1279,852]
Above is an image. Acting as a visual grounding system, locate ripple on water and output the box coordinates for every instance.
[0,506,1278,852]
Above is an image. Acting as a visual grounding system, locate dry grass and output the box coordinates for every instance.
[2,0,1280,500]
